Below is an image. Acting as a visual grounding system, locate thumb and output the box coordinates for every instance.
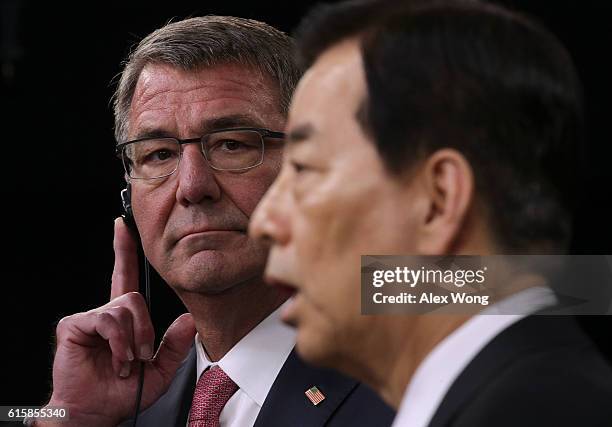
[151,313,197,382]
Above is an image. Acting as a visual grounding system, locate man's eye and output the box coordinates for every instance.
[220,140,245,151]
[291,160,309,174]
[142,149,174,164]
[152,150,173,161]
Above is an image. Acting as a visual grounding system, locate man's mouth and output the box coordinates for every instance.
[266,275,299,327]
[174,229,246,252]
[177,228,244,241]
[264,275,298,294]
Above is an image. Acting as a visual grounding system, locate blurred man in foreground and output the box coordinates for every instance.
[251,1,612,425]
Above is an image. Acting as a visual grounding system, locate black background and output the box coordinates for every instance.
[1,0,611,405]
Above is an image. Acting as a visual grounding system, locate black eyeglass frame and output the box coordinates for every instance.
[115,127,285,179]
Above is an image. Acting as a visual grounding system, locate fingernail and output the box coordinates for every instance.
[140,344,153,360]
[126,347,134,361]
[120,362,131,378]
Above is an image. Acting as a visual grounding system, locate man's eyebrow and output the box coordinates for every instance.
[131,129,173,140]
[200,114,267,132]
[287,123,314,145]
[130,115,270,141]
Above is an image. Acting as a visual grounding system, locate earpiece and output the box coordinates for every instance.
[121,183,137,232]
[119,182,150,426]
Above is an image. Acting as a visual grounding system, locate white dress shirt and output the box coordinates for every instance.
[190,300,296,427]
[392,287,556,427]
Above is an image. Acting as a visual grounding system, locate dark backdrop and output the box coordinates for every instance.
[1,0,610,406]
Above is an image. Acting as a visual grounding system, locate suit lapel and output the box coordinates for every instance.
[428,316,586,427]
[134,344,197,427]
[254,349,358,427]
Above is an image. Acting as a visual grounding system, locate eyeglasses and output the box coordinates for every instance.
[116,127,285,180]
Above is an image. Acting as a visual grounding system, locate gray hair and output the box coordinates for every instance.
[112,16,301,142]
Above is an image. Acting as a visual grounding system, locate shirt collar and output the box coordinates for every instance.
[195,299,296,407]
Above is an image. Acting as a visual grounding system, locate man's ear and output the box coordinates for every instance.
[414,148,474,254]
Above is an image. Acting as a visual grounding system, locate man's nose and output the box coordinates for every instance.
[175,144,221,205]
[249,168,292,246]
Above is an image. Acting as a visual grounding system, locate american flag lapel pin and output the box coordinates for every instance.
[305,386,326,406]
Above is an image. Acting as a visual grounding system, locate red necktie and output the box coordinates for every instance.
[188,365,239,427]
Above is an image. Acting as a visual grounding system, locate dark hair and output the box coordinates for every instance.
[113,16,301,142]
[295,0,584,252]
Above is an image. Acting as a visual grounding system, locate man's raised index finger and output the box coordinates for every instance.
[110,216,139,300]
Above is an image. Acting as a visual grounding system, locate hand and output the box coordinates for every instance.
[45,218,196,427]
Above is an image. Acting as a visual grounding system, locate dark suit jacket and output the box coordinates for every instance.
[427,316,612,427]
[121,347,394,427]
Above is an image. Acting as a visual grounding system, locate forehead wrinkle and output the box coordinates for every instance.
[132,95,263,123]
[135,83,258,112]
[131,97,273,140]
[129,64,282,139]
[132,76,276,124]
[134,64,273,109]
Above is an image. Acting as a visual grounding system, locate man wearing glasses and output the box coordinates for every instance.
[117,128,286,180]
[38,16,393,427]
